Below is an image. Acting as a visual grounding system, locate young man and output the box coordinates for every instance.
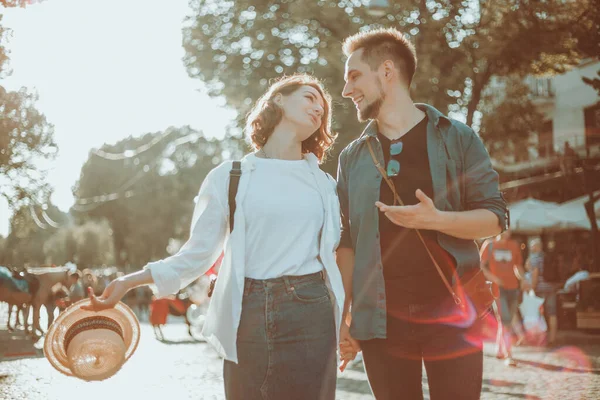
[336,28,508,399]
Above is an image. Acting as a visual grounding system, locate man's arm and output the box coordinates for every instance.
[336,247,355,322]
[336,148,354,320]
[375,125,507,240]
[336,148,361,371]
[376,190,501,240]
[436,208,502,239]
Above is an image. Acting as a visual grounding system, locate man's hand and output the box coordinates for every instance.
[375,189,441,230]
[339,322,361,372]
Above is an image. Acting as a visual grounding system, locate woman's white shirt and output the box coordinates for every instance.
[244,157,324,279]
[143,153,344,363]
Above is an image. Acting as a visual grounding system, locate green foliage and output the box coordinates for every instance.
[479,77,546,161]
[0,1,42,7]
[182,0,596,172]
[0,87,57,207]
[2,202,68,266]
[0,6,57,209]
[72,126,242,267]
[43,219,114,268]
[0,234,6,265]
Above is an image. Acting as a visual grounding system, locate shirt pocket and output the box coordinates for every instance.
[445,159,463,211]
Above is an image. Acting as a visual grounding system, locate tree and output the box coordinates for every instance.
[73,126,242,268]
[0,234,6,265]
[2,201,68,266]
[182,0,597,174]
[478,77,545,162]
[0,87,57,207]
[0,5,57,209]
[73,220,114,269]
[43,225,77,266]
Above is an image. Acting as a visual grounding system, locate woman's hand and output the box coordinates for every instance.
[80,278,130,312]
[339,322,361,372]
[339,347,357,372]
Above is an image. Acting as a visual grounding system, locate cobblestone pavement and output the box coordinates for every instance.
[1,304,599,399]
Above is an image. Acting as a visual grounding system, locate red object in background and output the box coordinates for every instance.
[149,297,186,325]
[206,253,224,277]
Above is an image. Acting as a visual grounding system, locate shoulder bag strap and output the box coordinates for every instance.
[228,161,242,233]
[366,138,461,305]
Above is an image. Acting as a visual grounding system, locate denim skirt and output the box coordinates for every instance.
[223,271,337,400]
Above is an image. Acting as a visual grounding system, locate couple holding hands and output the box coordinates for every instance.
[83,28,507,400]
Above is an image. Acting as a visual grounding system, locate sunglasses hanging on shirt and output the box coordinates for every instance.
[386,140,404,177]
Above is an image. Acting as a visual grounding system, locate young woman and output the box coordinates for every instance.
[82,74,348,399]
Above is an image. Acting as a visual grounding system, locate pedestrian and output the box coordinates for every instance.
[525,238,558,346]
[336,28,508,399]
[82,74,346,400]
[67,270,85,304]
[480,230,525,365]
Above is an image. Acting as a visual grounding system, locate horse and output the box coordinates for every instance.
[26,266,72,337]
[0,266,38,332]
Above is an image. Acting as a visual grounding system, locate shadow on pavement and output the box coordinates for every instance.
[514,358,600,375]
[482,387,542,400]
[156,338,206,345]
[0,328,44,362]
[335,377,372,395]
[483,378,525,388]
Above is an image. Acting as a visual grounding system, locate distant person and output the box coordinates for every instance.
[526,238,558,346]
[481,230,524,366]
[68,270,85,303]
[560,142,578,178]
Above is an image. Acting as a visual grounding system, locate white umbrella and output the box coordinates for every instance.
[508,198,561,234]
[547,191,600,230]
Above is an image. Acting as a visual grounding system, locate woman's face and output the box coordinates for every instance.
[278,85,325,142]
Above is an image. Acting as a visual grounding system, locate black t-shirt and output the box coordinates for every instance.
[377,116,456,305]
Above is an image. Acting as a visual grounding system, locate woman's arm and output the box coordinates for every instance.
[83,167,229,311]
[81,269,154,311]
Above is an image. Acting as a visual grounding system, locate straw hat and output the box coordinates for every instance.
[44,298,140,381]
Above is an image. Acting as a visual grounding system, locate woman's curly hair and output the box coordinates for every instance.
[245,74,336,163]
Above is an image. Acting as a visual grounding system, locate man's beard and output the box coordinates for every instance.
[358,96,383,122]
[357,80,385,122]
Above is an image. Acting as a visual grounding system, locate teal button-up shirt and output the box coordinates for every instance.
[336,103,509,340]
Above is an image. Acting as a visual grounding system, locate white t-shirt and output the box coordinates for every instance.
[242,157,325,279]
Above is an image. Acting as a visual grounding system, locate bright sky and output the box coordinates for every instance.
[0,0,235,237]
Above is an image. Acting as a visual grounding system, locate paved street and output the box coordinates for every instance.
[1,304,600,399]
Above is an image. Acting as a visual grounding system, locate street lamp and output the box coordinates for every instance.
[366,0,389,17]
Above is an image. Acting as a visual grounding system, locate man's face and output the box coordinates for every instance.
[342,49,385,122]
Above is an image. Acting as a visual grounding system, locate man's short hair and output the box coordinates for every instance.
[342,28,417,86]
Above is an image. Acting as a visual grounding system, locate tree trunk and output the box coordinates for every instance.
[466,69,492,128]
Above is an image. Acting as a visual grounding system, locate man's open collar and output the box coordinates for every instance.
[357,103,451,142]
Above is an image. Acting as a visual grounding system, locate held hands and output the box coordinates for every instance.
[375,189,441,230]
[339,322,361,372]
[80,278,130,312]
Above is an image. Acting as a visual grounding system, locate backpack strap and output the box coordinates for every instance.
[228,161,242,232]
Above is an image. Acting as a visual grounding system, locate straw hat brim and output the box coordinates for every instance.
[44,298,140,379]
